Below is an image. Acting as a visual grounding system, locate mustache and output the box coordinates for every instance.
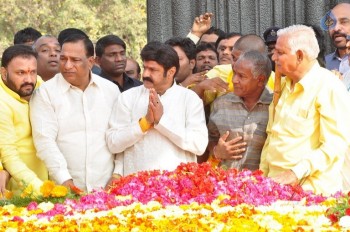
[20,83,35,88]
[332,32,347,40]
[142,77,153,83]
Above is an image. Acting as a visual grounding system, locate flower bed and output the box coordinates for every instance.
[0,162,349,231]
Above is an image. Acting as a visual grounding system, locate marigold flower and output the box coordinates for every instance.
[21,184,33,198]
[40,180,55,197]
[50,186,68,198]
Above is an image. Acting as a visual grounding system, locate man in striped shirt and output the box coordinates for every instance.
[208,51,272,170]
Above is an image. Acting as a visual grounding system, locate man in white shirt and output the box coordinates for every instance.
[107,41,208,176]
[30,34,120,191]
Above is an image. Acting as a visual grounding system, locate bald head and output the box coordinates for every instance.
[231,34,267,66]
[233,34,267,54]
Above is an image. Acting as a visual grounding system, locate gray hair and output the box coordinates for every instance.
[32,35,57,50]
[237,50,272,84]
[277,25,319,60]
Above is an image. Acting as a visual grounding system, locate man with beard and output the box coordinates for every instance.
[95,35,142,92]
[32,35,61,81]
[325,3,350,74]
[0,45,48,194]
[106,41,208,176]
[194,42,218,73]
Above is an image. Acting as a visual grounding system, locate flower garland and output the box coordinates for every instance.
[0,162,347,231]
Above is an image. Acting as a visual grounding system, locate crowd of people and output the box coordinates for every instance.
[1,2,350,199]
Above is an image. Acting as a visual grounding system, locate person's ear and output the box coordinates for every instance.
[257,75,266,87]
[189,59,196,71]
[296,50,303,63]
[167,66,176,78]
[94,56,101,66]
[1,67,7,82]
[88,56,95,70]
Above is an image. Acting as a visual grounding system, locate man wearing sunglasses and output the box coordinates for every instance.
[324,3,350,74]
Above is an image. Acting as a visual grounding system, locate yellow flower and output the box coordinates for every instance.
[40,180,55,197]
[21,184,33,198]
[50,185,68,198]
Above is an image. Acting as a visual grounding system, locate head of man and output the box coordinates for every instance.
[216,32,242,64]
[125,58,141,80]
[95,35,127,79]
[32,35,61,81]
[231,34,268,67]
[195,42,218,72]
[329,3,350,51]
[1,45,38,101]
[272,25,319,79]
[165,37,196,83]
[59,34,94,90]
[141,41,179,95]
[263,26,281,56]
[57,28,89,46]
[233,50,271,100]
[199,26,226,45]
[13,27,42,46]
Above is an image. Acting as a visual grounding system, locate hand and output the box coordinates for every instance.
[214,131,247,160]
[148,88,163,124]
[104,173,122,191]
[331,69,343,80]
[191,12,213,37]
[201,77,229,92]
[180,71,207,87]
[62,179,75,188]
[0,170,10,199]
[145,91,155,124]
[192,77,229,98]
[272,170,298,185]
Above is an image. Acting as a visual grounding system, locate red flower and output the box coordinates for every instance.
[70,185,84,196]
[345,208,350,216]
[328,213,339,223]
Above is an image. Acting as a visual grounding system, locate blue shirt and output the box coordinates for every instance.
[325,51,349,74]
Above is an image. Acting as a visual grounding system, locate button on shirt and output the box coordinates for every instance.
[325,51,350,74]
[106,83,208,176]
[30,73,120,191]
[260,63,350,195]
[208,88,272,170]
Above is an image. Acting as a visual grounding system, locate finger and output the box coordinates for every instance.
[219,131,230,143]
[230,154,243,159]
[199,15,204,22]
[194,17,200,23]
[229,147,246,154]
[227,136,244,144]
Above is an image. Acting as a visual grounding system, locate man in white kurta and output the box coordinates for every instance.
[30,35,120,191]
[107,41,208,176]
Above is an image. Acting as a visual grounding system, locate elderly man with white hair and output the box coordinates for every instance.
[260,25,350,195]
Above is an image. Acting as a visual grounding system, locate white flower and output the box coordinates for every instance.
[339,216,350,228]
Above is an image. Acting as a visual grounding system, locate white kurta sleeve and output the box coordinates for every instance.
[106,93,145,154]
[30,88,72,184]
[155,92,208,155]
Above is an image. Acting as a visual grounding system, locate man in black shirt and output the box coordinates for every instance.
[95,35,142,92]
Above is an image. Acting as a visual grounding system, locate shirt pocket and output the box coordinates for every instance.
[283,107,317,137]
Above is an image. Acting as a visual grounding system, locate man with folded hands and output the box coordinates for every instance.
[107,41,208,176]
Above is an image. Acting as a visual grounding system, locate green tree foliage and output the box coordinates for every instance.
[0,0,147,61]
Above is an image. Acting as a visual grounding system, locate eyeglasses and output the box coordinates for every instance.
[320,11,337,31]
